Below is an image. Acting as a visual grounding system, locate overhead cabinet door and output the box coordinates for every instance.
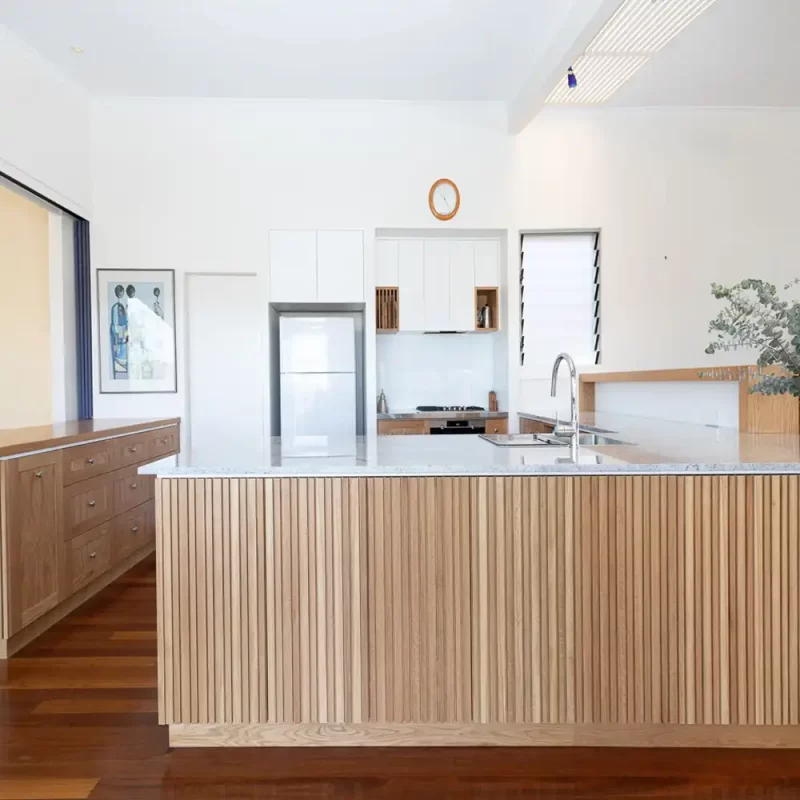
[317,230,364,303]
[449,241,476,332]
[398,240,425,332]
[423,240,451,331]
[269,231,317,303]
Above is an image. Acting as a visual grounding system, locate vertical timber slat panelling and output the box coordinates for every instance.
[156,474,800,732]
[367,477,472,722]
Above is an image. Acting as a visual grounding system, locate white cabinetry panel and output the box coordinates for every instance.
[474,240,499,287]
[375,239,399,286]
[423,240,451,332]
[269,230,317,302]
[449,240,475,332]
[398,239,424,332]
[317,230,364,302]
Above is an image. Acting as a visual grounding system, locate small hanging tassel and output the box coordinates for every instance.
[567,67,577,89]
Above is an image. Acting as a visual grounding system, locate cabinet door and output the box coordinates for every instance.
[375,239,399,286]
[269,230,317,302]
[4,452,63,635]
[317,230,364,302]
[423,240,451,331]
[367,477,472,722]
[449,241,475,331]
[398,239,425,332]
[474,240,500,286]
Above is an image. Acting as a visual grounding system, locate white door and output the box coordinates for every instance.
[474,240,499,286]
[317,230,364,302]
[449,240,476,331]
[423,240,450,331]
[187,274,265,466]
[398,239,425,331]
[269,230,317,302]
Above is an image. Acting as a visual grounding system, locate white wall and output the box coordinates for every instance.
[0,25,91,216]
[376,333,498,411]
[89,98,514,433]
[513,108,800,423]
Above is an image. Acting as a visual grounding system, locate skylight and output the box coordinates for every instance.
[546,0,717,104]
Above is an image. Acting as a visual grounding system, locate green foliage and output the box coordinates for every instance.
[705,279,800,398]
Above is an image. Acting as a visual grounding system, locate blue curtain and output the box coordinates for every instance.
[74,219,93,419]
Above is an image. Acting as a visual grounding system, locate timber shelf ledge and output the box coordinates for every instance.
[157,473,800,748]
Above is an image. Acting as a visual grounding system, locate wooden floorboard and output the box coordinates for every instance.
[1,554,799,798]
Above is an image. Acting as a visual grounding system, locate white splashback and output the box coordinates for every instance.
[377,333,496,411]
[518,377,741,430]
[595,382,740,429]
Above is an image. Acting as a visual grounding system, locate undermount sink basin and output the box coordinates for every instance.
[480,432,632,447]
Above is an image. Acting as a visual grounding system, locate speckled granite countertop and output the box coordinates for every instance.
[142,411,800,477]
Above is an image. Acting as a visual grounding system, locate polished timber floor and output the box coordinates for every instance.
[2,557,800,799]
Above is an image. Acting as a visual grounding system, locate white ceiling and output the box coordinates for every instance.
[0,0,576,102]
[612,0,800,107]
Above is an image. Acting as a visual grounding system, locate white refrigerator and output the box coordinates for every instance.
[279,315,359,457]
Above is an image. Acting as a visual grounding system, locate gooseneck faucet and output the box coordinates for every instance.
[550,352,579,437]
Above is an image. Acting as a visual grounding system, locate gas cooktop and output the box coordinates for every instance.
[416,405,485,412]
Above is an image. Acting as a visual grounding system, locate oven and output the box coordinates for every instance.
[428,419,486,435]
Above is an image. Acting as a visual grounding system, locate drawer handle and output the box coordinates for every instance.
[87,457,95,465]
[89,551,97,559]
[132,525,139,533]
[130,482,138,489]
[88,500,96,508]
[160,438,169,445]
[35,470,43,478]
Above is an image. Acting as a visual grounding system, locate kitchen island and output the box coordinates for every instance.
[147,416,800,748]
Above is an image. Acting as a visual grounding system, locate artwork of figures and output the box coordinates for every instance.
[98,270,177,393]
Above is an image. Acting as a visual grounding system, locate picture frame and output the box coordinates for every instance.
[97,268,177,394]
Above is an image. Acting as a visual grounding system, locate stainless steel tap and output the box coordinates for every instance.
[550,352,578,437]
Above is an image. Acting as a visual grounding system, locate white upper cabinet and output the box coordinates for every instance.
[375,239,399,286]
[449,240,476,332]
[269,230,364,303]
[474,240,499,287]
[317,230,364,303]
[269,230,317,303]
[423,240,451,331]
[398,239,425,332]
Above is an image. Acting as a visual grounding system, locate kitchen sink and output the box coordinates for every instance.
[480,433,632,447]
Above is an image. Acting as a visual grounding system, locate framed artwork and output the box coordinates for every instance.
[97,269,177,394]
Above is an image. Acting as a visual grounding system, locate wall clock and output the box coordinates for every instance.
[429,178,460,221]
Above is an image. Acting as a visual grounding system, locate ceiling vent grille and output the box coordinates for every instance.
[546,0,717,104]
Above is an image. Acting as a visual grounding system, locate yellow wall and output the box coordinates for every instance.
[0,183,52,428]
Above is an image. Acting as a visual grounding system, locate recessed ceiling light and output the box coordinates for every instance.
[71,45,84,54]
[547,0,717,105]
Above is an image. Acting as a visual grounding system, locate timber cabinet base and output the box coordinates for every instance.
[169,723,800,749]
[158,475,800,749]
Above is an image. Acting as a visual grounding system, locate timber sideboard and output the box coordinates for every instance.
[0,418,180,657]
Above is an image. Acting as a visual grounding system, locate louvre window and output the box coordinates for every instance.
[520,232,600,368]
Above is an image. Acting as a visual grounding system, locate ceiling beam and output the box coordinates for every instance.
[507,0,623,134]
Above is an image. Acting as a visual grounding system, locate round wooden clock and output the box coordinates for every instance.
[429,178,460,221]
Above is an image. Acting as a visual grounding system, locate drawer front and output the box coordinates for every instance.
[63,440,116,486]
[64,474,114,539]
[67,524,112,594]
[113,468,154,515]
[485,419,508,435]
[115,434,149,468]
[378,420,428,436]
[149,426,179,460]
[114,501,154,563]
